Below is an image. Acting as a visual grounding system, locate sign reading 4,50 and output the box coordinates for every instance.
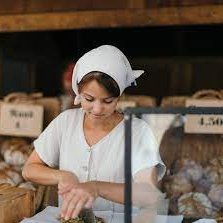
[199,116,223,126]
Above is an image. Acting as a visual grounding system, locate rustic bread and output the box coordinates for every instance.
[204,157,223,184]
[0,170,15,185]
[172,159,204,182]
[0,161,10,170]
[178,192,212,217]
[163,174,193,197]
[0,138,28,156]
[18,182,36,191]
[208,184,223,211]
[194,177,212,194]
[2,139,31,166]
[4,168,23,185]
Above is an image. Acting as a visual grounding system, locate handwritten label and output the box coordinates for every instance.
[185,99,223,134]
[0,103,43,137]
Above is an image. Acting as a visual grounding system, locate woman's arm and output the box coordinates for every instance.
[22,150,79,186]
[94,167,158,205]
[60,167,161,220]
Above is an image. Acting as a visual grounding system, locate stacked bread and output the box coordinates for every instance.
[0,136,39,195]
[162,157,223,218]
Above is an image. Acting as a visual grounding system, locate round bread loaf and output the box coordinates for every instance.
[208,184,223,210]
[3,143,31,166]
[18,182,36,191]
[172,159,204,182]
[163,174,193,197]
[0,170,15,185]
[204,157,223,184]
[4,168,23,185]
[0,138,28,157]
[178,192,212,217]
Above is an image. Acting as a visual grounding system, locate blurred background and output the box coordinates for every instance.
[0,0,223,103]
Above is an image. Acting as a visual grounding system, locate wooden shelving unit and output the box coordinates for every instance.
[0,4,223,32]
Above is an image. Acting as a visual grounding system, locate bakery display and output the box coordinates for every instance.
[162,157,223,218]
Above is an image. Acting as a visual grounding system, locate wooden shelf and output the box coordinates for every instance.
[0,4,223,32]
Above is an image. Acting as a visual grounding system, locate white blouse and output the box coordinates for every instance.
[34,108,165,213]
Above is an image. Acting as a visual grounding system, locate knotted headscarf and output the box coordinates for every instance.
[72,45,144,105]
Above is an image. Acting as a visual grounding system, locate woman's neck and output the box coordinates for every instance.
[84,111,123,131]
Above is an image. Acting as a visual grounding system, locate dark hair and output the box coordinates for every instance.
[78,71,120,97]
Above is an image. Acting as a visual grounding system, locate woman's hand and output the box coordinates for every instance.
[58,170,79,196]
[60,181,98,220]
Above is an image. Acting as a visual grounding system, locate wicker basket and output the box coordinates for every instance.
[120,94,156,107]
[160,96,190,107]
[160,89,223,170]
[159,89,223,220]
[192,89,223,100]
[160,126,223,169]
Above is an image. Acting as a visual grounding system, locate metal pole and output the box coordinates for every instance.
[124,113,132,223]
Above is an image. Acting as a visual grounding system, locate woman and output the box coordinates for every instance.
[22,45,165,222]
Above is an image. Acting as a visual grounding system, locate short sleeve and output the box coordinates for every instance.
[131,119,166,181]
[33,112,65,167]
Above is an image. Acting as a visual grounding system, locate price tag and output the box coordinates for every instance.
[185,99,223,134]
[0,102,43,137]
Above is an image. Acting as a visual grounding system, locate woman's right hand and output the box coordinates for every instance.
[57,170,79,197]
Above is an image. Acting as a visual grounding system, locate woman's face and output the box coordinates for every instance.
[79,79,119,121]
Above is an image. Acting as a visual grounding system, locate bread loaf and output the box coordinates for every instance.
[172,159,204,182]
[163,174,193,197]
[0,170,15,185]
[204,157,223,184]
[3,144,31,166]
[0,138,28,156]
[4,168,23,185]
[208,184,223,210]
[178,192,212,217]
[18,182,36,191]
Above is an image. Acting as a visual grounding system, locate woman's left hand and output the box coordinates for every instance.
[60,181,98,220]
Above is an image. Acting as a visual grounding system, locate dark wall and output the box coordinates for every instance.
[0,25,223,98]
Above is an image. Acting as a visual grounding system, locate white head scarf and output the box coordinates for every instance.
[72,45,144,105]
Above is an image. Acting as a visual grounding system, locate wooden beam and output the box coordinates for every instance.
[0,4,223,32]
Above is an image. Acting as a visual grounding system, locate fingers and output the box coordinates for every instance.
[84,197,94,209]
[58,185,72,196]
[71,197,87,219]
[60,189,92,220]
[60,189,77,218]
[57,170,79,196]
[60,182,98,220]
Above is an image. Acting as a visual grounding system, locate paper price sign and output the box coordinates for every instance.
[0,103,43,137]
[185,99,223,134]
